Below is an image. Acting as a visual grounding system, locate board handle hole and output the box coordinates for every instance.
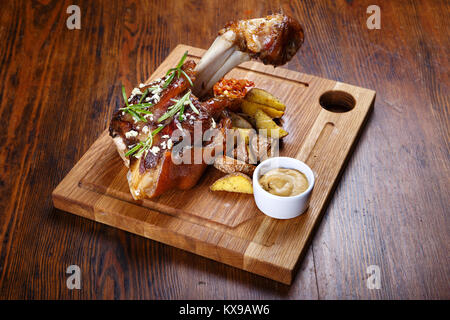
[319,90,356,113]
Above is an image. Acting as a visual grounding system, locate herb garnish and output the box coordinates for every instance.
[125,125,166,158]
[187,98,199,115]
[138,88,149,104]
[120,85,153,122]
[122,51,195,158]
[163,51,193,89]
[139,86,162,104]
[158,90,193,123]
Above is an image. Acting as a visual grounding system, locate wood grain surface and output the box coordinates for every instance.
[0,0,448,298]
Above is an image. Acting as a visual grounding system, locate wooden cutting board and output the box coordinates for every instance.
[52,44,375,284]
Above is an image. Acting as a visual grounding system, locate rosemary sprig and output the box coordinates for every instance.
[169,91,199,118]
[120,85,153,122]
[158,90,192,123]
[187,99,199,114]
[162,51,193,89]
[178,104,185,121]
[125,125,166,158]
[120,103,153,112]
[122,85,131,107]
[120,103,153,122]
[138,88,148,104]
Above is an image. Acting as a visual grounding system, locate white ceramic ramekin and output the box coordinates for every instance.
[253,157,315,219]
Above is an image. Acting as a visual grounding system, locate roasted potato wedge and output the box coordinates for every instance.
[236,128,258,164]
[245,88,286,111]
[230,112,254,129]
[254,109,288,138]
[241,100,285,118]
[210,172,253,194]
[248,133,273,162]
[213,155,256,175]
[247,145,258,164]
[236,129,254,163]
[236,128,274,163]
[232,142,250,163]
[237,112,256,127]
[237,128,255,144]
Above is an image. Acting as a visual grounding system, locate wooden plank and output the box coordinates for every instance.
[52,44,375,284]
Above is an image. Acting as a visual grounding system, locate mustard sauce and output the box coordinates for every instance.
[259,168,308,197]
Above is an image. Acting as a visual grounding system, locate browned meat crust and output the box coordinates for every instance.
[219,14,304,66]
[108,60,240,199]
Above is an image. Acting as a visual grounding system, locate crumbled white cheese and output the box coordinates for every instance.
[167,139,173,149]
[132,87,143,96]
[139,83,146,88]
[151,94,161,103]
[125,130,138,138]
[142,126,149,134]
[211,118,216,128]
[150,146,160,155]
[161,135,169,139]
[145,97,151,102]
[151,86,163,94]
[161,141,167,149]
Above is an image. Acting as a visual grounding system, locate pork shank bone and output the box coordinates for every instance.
[193,14,304,97]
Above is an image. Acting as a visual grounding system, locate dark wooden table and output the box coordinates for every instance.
[0,0,448,299]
